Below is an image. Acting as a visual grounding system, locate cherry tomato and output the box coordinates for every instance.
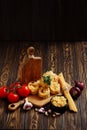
[9,82,22,92]
[8,92,19,103]
[0,86,8,98]
[15,82,22,88]
[17,84,31,98]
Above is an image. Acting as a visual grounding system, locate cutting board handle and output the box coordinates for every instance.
[8,100,24,111]
[27,47,35,58]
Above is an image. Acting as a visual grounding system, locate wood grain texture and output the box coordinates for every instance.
[0,42,87,130]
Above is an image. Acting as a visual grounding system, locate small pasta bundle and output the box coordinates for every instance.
[28,80,40,94]
[40,71,58,87]
[38,86,50,98]
[43,71,58,82]
[50,81,60,94]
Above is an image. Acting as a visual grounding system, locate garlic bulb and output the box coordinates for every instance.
[23,98,33,110]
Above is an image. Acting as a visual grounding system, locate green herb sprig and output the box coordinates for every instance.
[43,76,51,86]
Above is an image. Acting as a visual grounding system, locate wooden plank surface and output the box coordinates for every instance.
[0,42,87,130]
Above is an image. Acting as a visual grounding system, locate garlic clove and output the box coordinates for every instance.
[38,107,45,113]
[23,100,33,110]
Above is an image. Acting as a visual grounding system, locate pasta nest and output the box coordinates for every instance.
[42,71,58,82]
[50,81,60,94]
[28,80,40,94]
[38,86,50,98]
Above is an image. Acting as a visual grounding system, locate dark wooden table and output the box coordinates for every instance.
[0,42,87,130]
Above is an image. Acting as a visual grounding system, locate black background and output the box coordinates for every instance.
[0,0,87,41]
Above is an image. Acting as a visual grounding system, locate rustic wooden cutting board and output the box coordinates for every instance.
[8,95,52,111]
[28,95,52,107]
[18,47,42,84]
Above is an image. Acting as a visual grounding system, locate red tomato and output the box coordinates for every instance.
[0,86,8,98]
[8,92,19,103]
[17,84,31,98]
[15,82,22,88]
[9,82,22,92]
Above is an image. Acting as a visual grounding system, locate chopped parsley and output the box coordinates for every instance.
[43,76,51,86]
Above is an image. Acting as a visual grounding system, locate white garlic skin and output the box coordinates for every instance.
[38,107,45,113]
[23,100,33,110]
